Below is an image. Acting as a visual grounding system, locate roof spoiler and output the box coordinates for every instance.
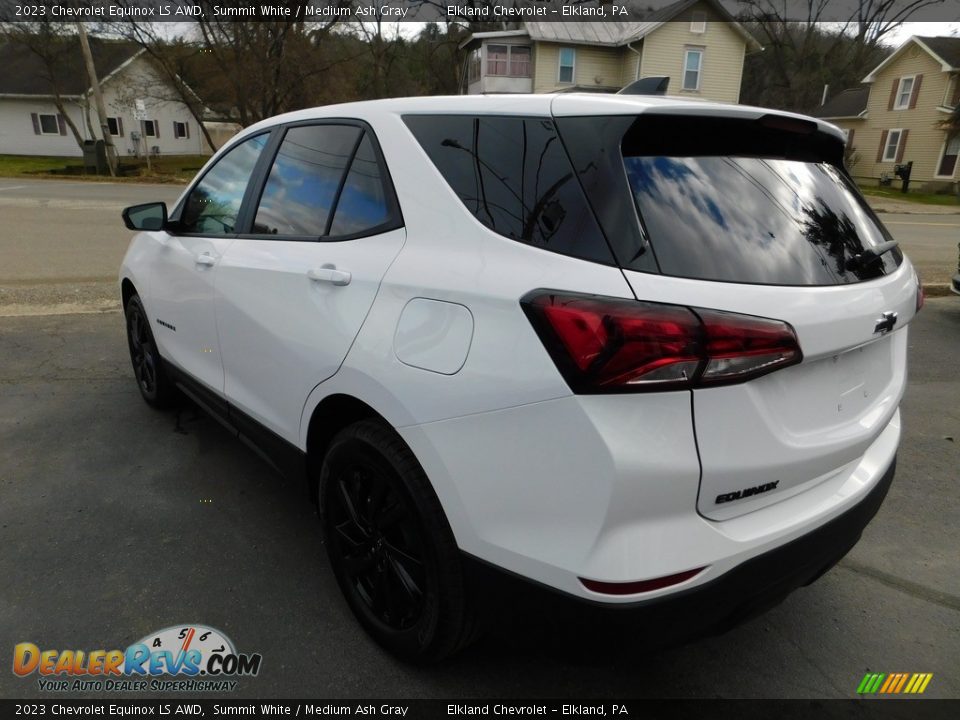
[618,77,669,96]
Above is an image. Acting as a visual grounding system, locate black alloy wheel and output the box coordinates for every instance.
[319,420,477,661]
[124,294,177,408]
[327,461,427,631]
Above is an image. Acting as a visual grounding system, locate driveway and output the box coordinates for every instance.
[0,299,957,699]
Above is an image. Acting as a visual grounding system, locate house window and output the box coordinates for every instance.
[107,117,123,136]
[510,46,531,77]
[487,45,508,76]
[558,47,575,84]
[38,113,59,135]
[486,45,532,78]
[937,134,960,177]
[174,121,189,139]
[895,76,914,109]
[883,129,904,162]
[468,48,481,83]
[143,120,157,137]
[683,49,703,91]
[690,11,707,33]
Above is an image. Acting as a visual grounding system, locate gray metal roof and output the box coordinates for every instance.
[467,0,760,51]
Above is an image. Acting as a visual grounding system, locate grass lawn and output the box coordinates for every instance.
[0,154,208,183]
[860,185,960,207]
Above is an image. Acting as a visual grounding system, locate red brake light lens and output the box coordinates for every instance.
[521,292,802,393]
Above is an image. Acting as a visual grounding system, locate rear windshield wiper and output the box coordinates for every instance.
[847,240,898,271]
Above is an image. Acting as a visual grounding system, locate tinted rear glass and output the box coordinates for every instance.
[404,115,614,265]
[625,156,901,285]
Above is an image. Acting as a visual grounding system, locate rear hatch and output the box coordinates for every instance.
[554,102,919,520]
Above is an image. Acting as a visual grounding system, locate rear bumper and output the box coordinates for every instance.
[464,456,896,642]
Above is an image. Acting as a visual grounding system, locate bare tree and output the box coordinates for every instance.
[739,0,946,111]
[103,16,219,152]
[0,21,87,150]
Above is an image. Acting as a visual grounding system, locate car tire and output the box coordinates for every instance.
[124,294,178,409]
[318,419,478,662]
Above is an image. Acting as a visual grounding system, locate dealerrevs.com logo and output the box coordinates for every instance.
[13,624,262,692]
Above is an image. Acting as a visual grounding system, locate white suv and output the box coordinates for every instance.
[120,94,918,661]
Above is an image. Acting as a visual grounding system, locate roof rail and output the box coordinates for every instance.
[618,77,670,96]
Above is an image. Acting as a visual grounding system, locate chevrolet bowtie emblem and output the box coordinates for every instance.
[874,311,898,335]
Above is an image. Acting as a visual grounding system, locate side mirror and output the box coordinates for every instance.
[122,202,168,231]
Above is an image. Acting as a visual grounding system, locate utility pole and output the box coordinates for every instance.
[77,23,118,177]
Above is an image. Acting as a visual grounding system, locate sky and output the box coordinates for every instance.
[885,21,960,44]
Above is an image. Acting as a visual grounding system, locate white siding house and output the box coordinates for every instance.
[0,37,204,158]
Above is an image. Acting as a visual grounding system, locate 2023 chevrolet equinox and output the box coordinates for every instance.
[120,94,919,661]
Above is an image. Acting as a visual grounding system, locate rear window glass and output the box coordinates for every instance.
[404,115,614,265]
[625,155,901,285]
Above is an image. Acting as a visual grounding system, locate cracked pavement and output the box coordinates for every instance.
[0,298,957,699]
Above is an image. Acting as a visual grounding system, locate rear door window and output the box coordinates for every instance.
[404,115,615,265]
[252,124,361,237]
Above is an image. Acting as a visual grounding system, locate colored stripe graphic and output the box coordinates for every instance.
[857,672,933,694]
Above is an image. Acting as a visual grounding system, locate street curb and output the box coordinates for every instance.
[923,283,953,297]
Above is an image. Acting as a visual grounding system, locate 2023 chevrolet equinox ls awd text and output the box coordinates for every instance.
[120,94,919,661]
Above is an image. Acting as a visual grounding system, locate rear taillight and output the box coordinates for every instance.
[521,291,802,393]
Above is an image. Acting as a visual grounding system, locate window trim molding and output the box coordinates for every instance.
[37,112,60,135]
[682,47,704,92]
[236,118,404,243]
[882,128,904,162]
[558,46,576,85]
[934,133,959,179]
[484,43,532,79]
[690,11,707,34]
[894,75,916,110]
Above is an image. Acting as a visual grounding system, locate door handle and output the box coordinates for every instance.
[307,265,352,286]
[195,252,217,267]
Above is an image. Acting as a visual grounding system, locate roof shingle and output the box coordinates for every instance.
[811,86,869,119]
[0,37,140,96]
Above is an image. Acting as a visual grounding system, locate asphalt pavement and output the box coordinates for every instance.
[0,298,957,699]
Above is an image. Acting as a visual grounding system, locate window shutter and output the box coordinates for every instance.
[185,122,190,139]
[895,129,908,163]
[118,117,124,137]
[57,114,66,136]
[30,113,40,135]
[154,120,159,139]
[887,78,899,111]
[908,74,923,109]
[877,130,888,162]
[847,128,855,148]
[173,121,178,138]
[952,79,960,107]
